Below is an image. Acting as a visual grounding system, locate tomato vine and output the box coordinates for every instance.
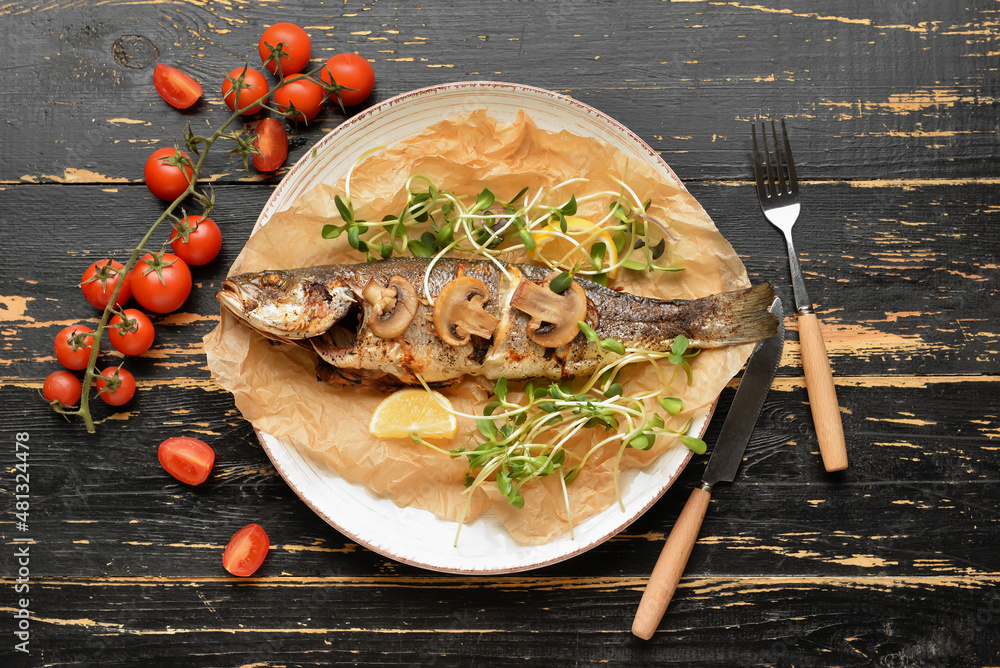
[51,48,358,433]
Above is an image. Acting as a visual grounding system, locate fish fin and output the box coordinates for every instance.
[707,282,778,345]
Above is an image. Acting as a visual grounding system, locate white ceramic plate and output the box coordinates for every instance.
[251,81,709,574]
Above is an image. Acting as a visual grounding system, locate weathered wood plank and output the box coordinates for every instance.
[1,1,999,183]
[2,376,997,579]
[1,181,996,378]
[2,574,998,667]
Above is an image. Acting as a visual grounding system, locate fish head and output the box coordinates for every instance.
[216,269,356,339]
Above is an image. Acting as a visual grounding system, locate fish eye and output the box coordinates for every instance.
[262,272,285,288]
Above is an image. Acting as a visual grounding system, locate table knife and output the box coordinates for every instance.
[632,296,785,640]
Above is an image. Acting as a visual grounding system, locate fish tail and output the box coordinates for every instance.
[694,282,778,346]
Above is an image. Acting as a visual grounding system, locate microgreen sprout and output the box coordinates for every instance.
[321,167,686,303]
[415,326,707,544]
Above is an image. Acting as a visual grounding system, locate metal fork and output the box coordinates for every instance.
[752,120,848,472]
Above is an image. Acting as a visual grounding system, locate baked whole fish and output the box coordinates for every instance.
[216,258,777,388]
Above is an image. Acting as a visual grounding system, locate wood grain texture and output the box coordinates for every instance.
[1,0,999,665]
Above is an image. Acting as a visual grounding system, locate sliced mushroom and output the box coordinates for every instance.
[432,276,500,347]
[362,276,418,339]
[509,272,588,348]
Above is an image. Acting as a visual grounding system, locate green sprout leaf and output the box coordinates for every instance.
[334,195,354,225]
[659,397,684,415]
[600,338,626,355]
[408,239,435,257]
[321,224,343,239]
[577,320,599,342]
[559,194,577,216]
[472,188,495,213]
[549,271,573,294]
[519,228,537,250]
[679,435,707,455]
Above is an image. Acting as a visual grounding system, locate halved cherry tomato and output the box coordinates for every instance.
[169,215,222,266]
[81,259,132,310]
[223,523,270,577]
[258,23,311,75]
[319,53,375,107]
[274,78,325,122]
[130,252,192,314]
[43,371,82,406]
[54,325,99,371]
[222,66,270,116]
[158,436,215,485]
[153,64,203,109]
[108,309,155,356]
[144,148,195,201]
[252,118,288,172]
[95,367,136,406]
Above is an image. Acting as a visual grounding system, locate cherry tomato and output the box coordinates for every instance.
[144,147,195,201]
[43,371,82,406]
[169,215,222,266]
[108,309,155,356]
[95,367,136,406]
[158,436,215,485]
[252,118,288,172]
[274,78,325,122]
[54,325,99,371]
[222,66,269,116]
[81,259,132,310]
[130,252,192,314]
[152,64,203,109]
[258,23,311,75]
[223,523,270,577]
[320,53,375,107]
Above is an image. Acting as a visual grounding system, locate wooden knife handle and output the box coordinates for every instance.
[632,486,711,640]
[797,312,848,472]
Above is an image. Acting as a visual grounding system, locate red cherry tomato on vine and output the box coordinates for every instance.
[130,253,192,314]
[153,64,203,109]
[170,215,222,266]
[252,118,288,172]
[54,325,99,371]
[223,523,270,577]
[81,259,132,310]
[274,79,325,122]
[222,66,269,116]
[258,23,311,75]
[95,367,136,406]
[319,53,374,107]
[108,309,155,356]
[158,436,215,485]
[43,371,82,406]
[144,147,195,201]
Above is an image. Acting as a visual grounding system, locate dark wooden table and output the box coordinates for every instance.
[3,1,998,665]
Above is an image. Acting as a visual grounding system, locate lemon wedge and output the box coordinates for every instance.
[369,388,458,440]
[527,216,619,278]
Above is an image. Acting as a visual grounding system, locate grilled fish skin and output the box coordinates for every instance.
[216,258,777,386]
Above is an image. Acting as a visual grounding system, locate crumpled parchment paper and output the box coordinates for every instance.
[204,109,752,545]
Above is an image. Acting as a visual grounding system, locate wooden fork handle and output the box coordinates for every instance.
[798,312,848,472]
[632,486,711,640]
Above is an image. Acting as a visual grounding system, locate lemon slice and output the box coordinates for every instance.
[527,216,619,278]
[369,388,458,440]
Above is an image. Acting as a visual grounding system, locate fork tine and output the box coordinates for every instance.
[780,119,798,195]
[761,122,777,198]
[771,120,787,195]
[751,124,767,199]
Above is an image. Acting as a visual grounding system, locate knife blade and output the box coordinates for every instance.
[632,296,784,640]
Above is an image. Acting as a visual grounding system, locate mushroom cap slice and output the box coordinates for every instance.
[362,276,418,339]
[509,271,588,348]
[432,276,500,347]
